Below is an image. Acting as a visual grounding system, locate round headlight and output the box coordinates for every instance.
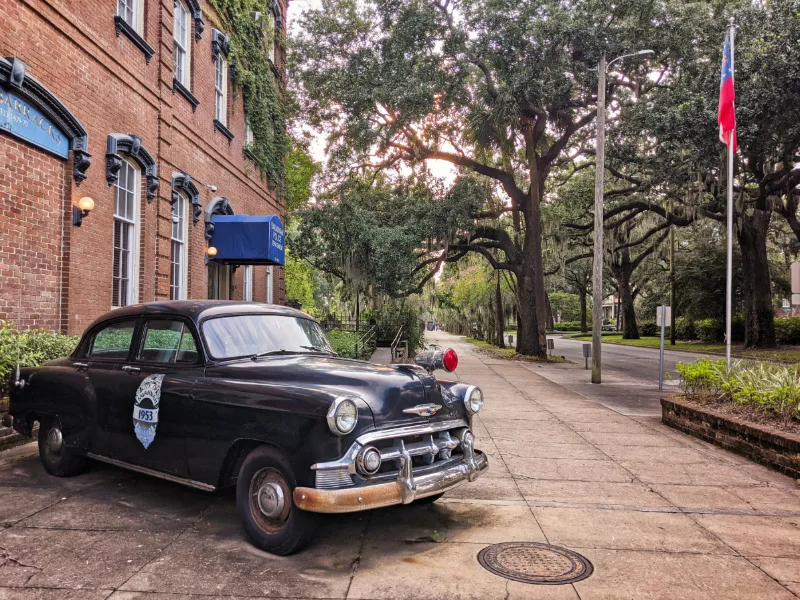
[356,446,382,475]
[327,397,358,435]
[464,386,484,414]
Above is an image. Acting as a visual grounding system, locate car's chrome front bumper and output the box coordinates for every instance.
[293,449,488,513]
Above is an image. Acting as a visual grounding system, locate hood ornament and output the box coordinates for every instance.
[403,403,442,417]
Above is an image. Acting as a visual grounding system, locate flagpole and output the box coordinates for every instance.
[725,18,736,370]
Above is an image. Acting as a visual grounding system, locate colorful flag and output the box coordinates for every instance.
[718,32,737,151]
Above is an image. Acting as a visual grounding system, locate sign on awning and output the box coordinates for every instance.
[209,214,285,266]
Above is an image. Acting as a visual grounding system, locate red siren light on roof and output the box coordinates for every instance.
[442,348,458,372]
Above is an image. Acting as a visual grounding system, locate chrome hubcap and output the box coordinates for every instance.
[257,482,285,518]
[46,428,63,454]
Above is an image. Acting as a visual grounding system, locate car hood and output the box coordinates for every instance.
[205,354,463,427]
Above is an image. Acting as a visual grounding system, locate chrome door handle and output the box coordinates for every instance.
[121,365,141,372]
[73,362,89,368]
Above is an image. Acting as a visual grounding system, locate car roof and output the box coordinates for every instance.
[86,300,314,330]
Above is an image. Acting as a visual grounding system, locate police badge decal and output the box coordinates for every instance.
[133,374,164,449]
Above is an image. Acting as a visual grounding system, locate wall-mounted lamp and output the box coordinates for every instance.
[206,246,218,257]
[73,196,95,227]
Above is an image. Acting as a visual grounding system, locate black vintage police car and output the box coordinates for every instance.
[6,301,488,555]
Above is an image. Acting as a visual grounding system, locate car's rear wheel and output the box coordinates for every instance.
[37,418,86,477]
[236,445,318,555]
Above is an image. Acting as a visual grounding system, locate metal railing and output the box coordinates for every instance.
[354,325,377,361]
[390,325,408,361]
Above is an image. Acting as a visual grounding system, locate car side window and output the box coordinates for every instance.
[88,320,137,360]
[138,320,199,364]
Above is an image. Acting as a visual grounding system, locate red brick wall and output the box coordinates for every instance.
[0,138,67,330]
[0,0,286,335]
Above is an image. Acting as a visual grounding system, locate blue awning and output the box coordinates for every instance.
[209,215,285,266]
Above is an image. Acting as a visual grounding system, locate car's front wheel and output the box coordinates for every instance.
[236,445,318,555]
[37,418,86,477]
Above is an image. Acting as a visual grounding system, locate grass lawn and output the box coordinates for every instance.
[465,337,566,363]
[567,334,800,364]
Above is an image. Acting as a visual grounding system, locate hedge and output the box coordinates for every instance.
[0,321,79,399]
[326,329,359,359]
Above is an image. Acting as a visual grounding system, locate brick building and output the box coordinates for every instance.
[0,0,287,335]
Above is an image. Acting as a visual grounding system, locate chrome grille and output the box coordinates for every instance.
[312,419,470,490]
[315,468,354,489]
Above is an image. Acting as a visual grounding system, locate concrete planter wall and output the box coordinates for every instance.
[661,397,800,479]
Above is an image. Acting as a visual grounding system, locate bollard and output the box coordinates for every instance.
[582,343,591,370]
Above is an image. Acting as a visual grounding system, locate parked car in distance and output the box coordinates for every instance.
[5,301,488,555]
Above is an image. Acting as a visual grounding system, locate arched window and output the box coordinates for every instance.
[173,0,191,87]
[112,158,140,307]
[170,193,188,300]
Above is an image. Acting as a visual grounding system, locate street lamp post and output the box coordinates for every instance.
[591,49,654,385]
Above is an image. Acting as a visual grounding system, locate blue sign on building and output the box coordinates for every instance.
[210,215,285,266]
[0,87,69,158]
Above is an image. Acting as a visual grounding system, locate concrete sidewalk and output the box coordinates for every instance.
[0,332,798,599]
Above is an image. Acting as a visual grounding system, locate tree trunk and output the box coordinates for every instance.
[544,292,554,330]
[612,260,639,339]
[737,208,776,348]
[515,268,543,356]
[579,289,588,333]
[495,271,505,348]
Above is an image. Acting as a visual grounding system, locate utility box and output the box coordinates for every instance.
[582,343,591,369]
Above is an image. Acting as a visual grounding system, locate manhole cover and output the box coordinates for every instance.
[477,542,593,585]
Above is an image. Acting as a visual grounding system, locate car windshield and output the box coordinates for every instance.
[202,314,333,360]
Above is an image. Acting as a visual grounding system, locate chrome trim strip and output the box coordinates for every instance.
[86,453,216,492]
[355,418,467,446]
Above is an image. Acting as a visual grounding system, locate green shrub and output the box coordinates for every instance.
[674,317,697,340]
[326,329,359,359]
[639,321,658,336]
[551,321,584,332]
[695,318,722,343]
[775,317,800,345]
[676,357,800,422]
[0,321,80,399]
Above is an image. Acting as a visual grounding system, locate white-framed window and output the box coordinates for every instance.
[170,194,188,300]
[173,0,191,87]
[264,12,276,63]
[243,266,254,301]
[244,121,254,148]
[266,265,273,304]
[117,0,143,33]
[214,53,227,124]
[782,298,791,309]
[112,159,140,307]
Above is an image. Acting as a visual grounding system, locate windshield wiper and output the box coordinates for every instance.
[299,345,335,355]
[250,349,301,361]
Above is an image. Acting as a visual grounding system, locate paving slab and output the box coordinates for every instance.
[531,506,729,554]
[347,540,580,600]
[119,529,358,598]
[573,549,798,600]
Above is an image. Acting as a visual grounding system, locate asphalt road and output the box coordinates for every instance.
[550,335,711,383]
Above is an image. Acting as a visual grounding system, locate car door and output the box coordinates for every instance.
[83,318,141,455]
[109,317,203,477]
